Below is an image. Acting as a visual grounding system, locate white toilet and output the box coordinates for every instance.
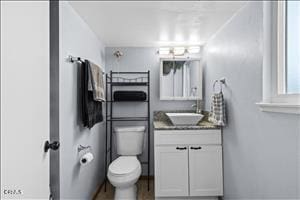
[107,126,145,200]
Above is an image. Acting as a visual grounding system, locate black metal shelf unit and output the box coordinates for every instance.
[104,71,151,191]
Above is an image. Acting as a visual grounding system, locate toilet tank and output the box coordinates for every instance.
[114,126,145,156]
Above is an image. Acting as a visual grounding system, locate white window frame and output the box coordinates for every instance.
[257,1,300,114]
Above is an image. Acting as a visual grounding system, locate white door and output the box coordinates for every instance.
[1,1,50,199]
[154,146,189,197]
[189,145,223,196]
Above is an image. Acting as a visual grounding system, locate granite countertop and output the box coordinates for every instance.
[153,110,220,130]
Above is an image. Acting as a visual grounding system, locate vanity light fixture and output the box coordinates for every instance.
[158,46,200,56]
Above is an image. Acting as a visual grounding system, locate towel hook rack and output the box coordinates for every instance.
[213,78,226,93]
[66,55,105,75]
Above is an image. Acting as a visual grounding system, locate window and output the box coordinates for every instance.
[258,1,300,114]
[286,1,300,94]
[278,1,300,96]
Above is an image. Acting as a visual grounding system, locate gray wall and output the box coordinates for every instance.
[202,2,300,199]
[59,2,106,199]
[105,47,196,175]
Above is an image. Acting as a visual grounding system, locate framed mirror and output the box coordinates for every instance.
[160,58,202,100]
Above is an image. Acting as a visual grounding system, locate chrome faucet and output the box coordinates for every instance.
[192,100,202,114]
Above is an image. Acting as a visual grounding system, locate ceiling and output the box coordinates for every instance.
[69,1,246,47]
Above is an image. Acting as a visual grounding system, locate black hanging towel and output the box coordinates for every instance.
[81,60,103,129]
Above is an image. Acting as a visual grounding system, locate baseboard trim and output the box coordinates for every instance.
[140,175,154,180]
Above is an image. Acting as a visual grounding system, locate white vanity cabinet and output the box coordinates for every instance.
[155,146,189,196]
[154,129,223,198]
[189,145,223,196]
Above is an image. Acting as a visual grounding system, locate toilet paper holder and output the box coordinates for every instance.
[77,145,91,153]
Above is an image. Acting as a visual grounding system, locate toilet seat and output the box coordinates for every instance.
[108,156,140,177]
[107,156,142,191]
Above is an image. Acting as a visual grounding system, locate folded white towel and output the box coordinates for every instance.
[208,92,226,126]
[87,61,105,102]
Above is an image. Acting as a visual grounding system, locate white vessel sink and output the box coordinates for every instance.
[166,113,204,126]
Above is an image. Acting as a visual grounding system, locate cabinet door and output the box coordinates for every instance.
[155,146,189,197]
[189,145,223,196]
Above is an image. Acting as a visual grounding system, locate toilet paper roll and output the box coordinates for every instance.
[80,152,94,166]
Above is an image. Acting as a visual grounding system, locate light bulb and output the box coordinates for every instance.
[158,47,170,55]
[173,47,185,55]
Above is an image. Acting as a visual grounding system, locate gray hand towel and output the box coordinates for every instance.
[208,92,226,126]
[87,61,105,102]
[81,60,103,129]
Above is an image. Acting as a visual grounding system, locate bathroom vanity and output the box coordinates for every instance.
[153,111,223,199]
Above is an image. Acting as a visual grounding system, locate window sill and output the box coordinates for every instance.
[256,102,300,114]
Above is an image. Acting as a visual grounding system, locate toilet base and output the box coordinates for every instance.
[114,184,137,200]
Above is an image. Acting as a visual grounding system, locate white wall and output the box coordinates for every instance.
[1,1,50,199]
[105,47,197,175]
[202,2,300,199]
[59,2,106,199]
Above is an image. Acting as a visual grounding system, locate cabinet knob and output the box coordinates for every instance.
[176,147,187,150]
[190,146,202,150]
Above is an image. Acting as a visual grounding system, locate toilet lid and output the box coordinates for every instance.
[109,156,140,175]
[114,126,145,133]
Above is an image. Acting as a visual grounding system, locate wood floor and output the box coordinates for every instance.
[94,178,154,200]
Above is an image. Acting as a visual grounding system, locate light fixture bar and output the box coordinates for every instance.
[158,46,200,55]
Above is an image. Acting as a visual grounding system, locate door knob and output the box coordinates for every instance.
[44,141,60,152]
